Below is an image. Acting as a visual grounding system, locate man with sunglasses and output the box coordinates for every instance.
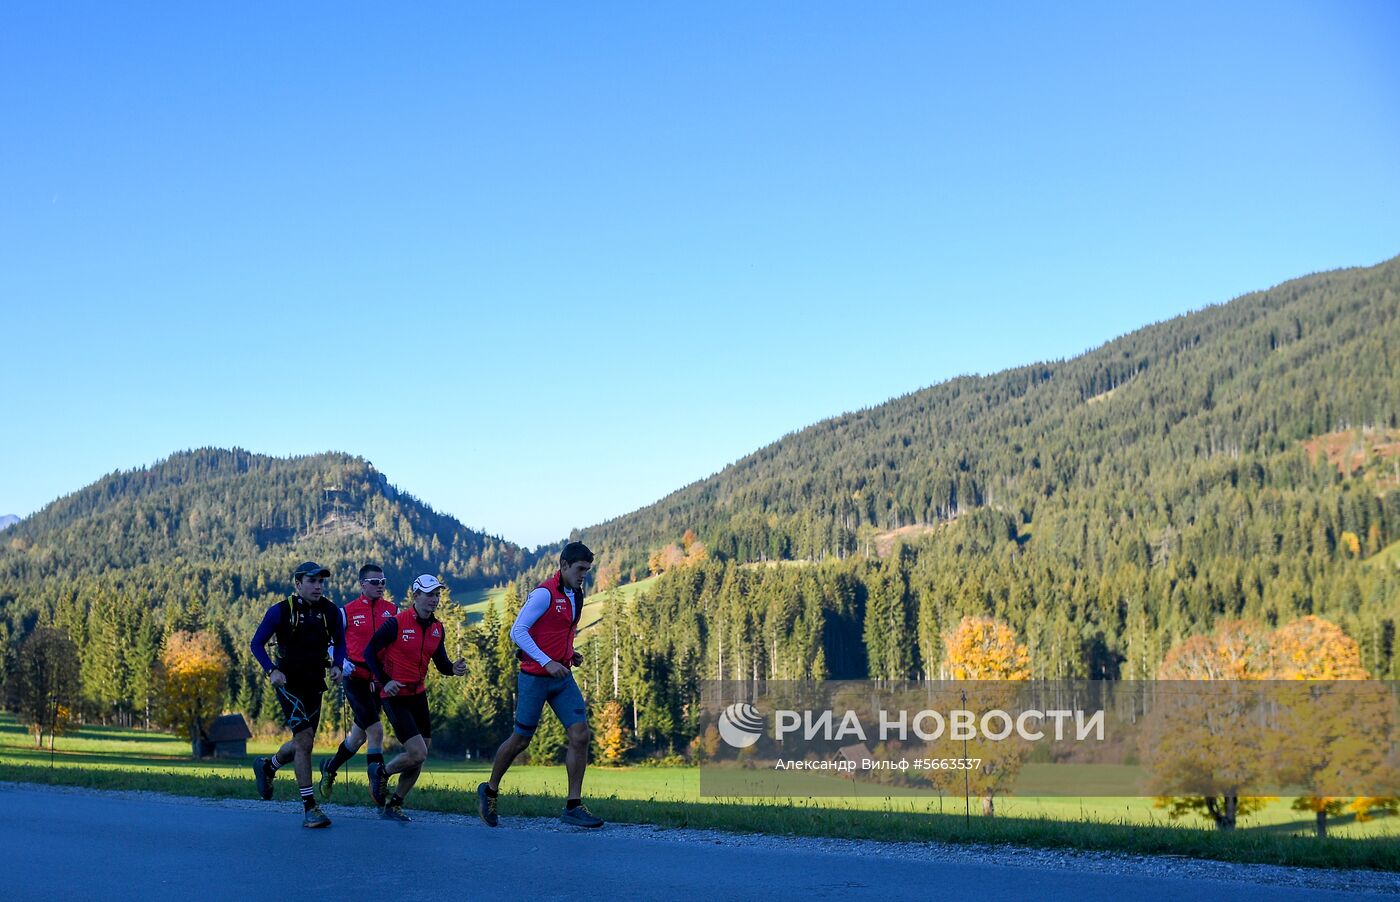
[249,561,347,828]
[317,564,399,803]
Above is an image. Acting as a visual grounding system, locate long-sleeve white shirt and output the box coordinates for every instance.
[510,586,577,667]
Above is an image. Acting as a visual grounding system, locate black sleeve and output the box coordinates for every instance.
[432,637,455,676]
[365,619,399,683]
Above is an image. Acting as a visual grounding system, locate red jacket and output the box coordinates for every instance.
[342,595,398,680]
[377,608,445,697]
[520,572,581,676]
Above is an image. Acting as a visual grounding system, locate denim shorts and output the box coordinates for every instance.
[514,671,588,735]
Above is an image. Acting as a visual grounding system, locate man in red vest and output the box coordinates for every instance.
[477,541,603,828]
[364,574,467,822]
[318,563,399,801]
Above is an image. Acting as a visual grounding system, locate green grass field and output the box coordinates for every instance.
[1363,538,1400,571]
[577,577,658,634]
[456,585,510,623]
[457,577,660,634]
[2,715,1397,871]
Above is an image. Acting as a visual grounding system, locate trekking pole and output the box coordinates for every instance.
[48,656,59,769]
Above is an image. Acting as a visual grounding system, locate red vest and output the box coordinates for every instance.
[520,572,581,676]
[343,595,398,680]
[378,608,444,697]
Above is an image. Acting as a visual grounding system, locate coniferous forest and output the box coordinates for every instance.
[2,255,1398,758]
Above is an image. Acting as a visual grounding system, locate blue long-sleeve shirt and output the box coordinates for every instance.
[250,596,346,674]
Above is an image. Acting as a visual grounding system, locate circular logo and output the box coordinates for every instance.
[717,702,764,748]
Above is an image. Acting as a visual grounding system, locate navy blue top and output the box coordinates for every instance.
[250,596,346,674]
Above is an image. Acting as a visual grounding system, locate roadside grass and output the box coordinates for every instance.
[3,716,1397,871]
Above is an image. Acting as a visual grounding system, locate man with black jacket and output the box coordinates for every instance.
[364,574,467,822]
[249,561,347,828]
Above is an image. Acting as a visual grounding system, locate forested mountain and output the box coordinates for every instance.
[0,516,18,532]
[581,256,1400,577]
[563,255,1400,756]
[0,448,529,591]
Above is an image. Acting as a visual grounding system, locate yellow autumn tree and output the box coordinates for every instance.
[681,529,708,565]
[1269,615,1366,680]
[155,631,229,754]
[927,616,1031,815]
[1269,616,1398,836]
[1272,678,1399,837]
[592,560,621,592]
[593,699,634,766]
[1150,617,1399,833]
[647,543,686,576]
[648,531,708,575]
[943,616,1030,680]
[1350,796,1400,822]
[1158,620,1272,681]
[1145,621,1274,829]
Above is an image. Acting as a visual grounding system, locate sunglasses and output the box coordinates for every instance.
[362,578,387,587]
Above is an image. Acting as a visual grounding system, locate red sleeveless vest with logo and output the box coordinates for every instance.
[519,572,581,676]
[343,595,398,680]
[378,608,444,697]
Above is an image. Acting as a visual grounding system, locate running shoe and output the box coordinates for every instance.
[381,801,412,822]
[476,782,498,827]
[253,757,274,801]
[559,803,604,828]
[317,758,337,800]
[302,805,332,828]
[369,762,389,807]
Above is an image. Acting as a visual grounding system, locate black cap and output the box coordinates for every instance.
[293,561,331,580]
[560,541,594,565]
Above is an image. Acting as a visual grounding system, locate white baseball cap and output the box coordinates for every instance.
[412,574,444,594]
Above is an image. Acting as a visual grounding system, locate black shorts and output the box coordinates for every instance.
[275,680,324,735]
[343,677,383,730]
[383,693,431,744]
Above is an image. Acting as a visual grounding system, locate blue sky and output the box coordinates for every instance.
[3,1,1398,548]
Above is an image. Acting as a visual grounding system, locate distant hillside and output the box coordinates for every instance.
[0,515,18,532]
[582,255,1400,576]
[556,257,1400,756]
[0,448,536,599]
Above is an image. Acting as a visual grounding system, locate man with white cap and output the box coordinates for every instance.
[363,574,467,821]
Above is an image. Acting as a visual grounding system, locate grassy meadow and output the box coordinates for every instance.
[2,714,1397,871]
[457,576,659,634]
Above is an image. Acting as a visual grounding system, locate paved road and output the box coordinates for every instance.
[3,785,1391,901]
